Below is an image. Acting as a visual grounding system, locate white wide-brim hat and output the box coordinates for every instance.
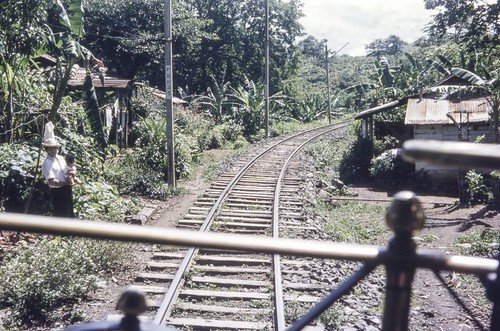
[42,122,61,147]
[42,137,61,147]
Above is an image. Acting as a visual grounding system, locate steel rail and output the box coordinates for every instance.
[0,213,497,275]
[272,123,346,330]
[153,122,348,326]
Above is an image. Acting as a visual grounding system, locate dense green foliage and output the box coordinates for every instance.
[369,149,425,192]
[0,238,134,327]
[83,0,303,95]
[464,170,492,205]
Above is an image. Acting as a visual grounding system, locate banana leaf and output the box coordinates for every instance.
[83,73,108,148]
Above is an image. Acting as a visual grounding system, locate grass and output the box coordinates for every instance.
[316,200,390,245]
[453,228,499,257]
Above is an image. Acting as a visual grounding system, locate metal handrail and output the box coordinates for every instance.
[0,213,496,275]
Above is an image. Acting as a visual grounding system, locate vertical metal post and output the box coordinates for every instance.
[382,191,425,331]
[325,42,331,124]
[487,253,500,330]
[264,0,270,138]
[165,0,176,187]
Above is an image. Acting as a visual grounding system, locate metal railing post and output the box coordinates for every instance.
[487,252,500,330]
[382,191,425,331]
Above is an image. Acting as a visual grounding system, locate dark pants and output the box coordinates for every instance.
[51,186,74,218]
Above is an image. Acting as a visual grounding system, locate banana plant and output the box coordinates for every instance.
[47,0,86,121]
[193,75,232,124]
[447,67,499,143]
[46,0,107,148]
[227,76,289,137]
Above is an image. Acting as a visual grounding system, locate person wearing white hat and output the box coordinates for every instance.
[41,122,75,218]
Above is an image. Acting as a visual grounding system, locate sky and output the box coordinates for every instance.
[299,0,437,57]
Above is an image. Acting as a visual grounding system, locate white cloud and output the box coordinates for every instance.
[299,0,436,56]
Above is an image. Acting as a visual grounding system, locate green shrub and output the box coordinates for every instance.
[57,128,104,181]
[0,143,52,214]
[220,120,244,142]
[454,228,499,257]
[369,149,415,190]
[73,181,140,221]
[105,151,174,200]
[175,107,213,136]
[372,136,399,155]
[339,136,373,183]
[135,117,168,173]
[130,83,163,119]
[0,238,134,327]
[464,170,492,205]
[174,133,198,178]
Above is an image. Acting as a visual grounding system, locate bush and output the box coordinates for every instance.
[464,170,492,205]
[174,133,198,178]
[105,151,174,200]
[73,181,140,221]
[0,238,134,328]
[339,136,373,183]
[0,143,51,214]
[369,149,415,190]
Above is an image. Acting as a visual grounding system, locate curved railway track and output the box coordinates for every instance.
[126,122,351,330]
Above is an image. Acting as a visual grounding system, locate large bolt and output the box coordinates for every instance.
[386,191,425,235]
[117,287,148,316]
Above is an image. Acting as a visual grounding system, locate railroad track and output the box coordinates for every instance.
[123,122,351,330]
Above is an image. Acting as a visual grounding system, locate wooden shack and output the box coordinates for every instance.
[67,65,135,148]
[404,96,492,180]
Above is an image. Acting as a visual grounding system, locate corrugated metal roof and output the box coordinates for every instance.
[68,66,132,89]
[404,97,491,125]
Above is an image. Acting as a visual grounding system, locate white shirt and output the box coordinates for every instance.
[42,154,67,188]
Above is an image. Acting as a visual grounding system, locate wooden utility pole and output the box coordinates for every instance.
[264,0,270,138]
[325,42,331,124]
[325,42,348,123]
[165,0,175,187]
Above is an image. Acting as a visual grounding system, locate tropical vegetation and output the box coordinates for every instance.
[0,0,498,328]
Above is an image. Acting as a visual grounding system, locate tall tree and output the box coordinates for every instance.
[423,0,499,57]
[0,0,49,142]
[365,35,408,58]
[83,0,304,95]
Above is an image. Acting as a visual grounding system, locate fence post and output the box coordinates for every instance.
[382,191,425,331]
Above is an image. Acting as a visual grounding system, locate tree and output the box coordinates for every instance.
[83,0,304,95]
[227,76,289,137]
[423,0,499,57]
[0,0,49,142]
[445,67,499,143]
[193,75,232,124]
[297,36,326,64]
[45,0,87,122]
[365,35,408,58]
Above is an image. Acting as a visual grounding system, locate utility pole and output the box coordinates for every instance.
[325,42,331,124]
[325,42,349,123]
[264,0,270,138]
[164,0,175,187]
